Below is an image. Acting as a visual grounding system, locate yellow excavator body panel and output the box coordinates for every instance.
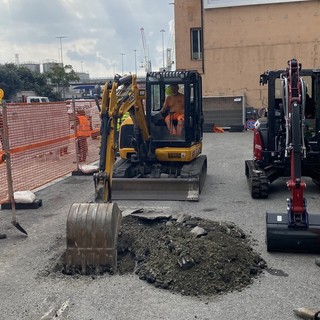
[155,142,202,162]
[119,142,202,163]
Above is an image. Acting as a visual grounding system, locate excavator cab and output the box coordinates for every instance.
[146,71,203,145]
[118,71,203,154]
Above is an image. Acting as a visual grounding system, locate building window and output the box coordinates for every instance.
[191,28,202,60]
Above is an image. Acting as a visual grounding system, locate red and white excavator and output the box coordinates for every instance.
[246,58,320,253]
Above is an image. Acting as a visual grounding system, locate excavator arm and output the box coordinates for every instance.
[65,74,149,274]
[94,74,149,203]
[266,59,320,253]
[283,59,308,227]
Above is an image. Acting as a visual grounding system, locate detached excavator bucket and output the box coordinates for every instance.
[65,202,122,273]
[266,212,320,253]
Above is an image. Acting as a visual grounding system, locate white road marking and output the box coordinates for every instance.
[40,299,69,320]
[40,307,54,319]
[54,299,69,319]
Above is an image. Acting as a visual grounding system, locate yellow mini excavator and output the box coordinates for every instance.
[65,70,207,273]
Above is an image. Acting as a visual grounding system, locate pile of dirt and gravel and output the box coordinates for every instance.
[115,211,266,296]
[55,210,266,297]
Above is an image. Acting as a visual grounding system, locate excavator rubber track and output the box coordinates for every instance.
[112,155,207,201]
[245,160,269,198]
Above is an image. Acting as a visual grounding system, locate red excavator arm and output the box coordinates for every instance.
[283,58,308,228]
[265,59,320,253]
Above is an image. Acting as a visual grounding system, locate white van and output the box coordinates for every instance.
[26,96,49,103]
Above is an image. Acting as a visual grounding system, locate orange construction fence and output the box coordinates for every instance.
[0,99,101,205]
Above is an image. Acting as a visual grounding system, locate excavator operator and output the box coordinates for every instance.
[160,84,184,136]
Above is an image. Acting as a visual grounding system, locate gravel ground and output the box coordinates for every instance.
[0,131,319,320]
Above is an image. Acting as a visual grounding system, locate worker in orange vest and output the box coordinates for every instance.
[76,110,91,162]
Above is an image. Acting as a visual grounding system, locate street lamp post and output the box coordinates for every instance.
[120,53,125,75]
[56,36,67,100]
[133,49,137,75]
[56,36,67,66]
[160,29,165,69]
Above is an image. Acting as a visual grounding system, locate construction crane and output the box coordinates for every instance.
[140,27,152,73]
[166,20,175,71]
[166,48,173,71]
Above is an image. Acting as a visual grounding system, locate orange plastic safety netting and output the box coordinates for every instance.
[0,100,101,204]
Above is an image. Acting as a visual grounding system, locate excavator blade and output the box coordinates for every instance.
[112,154,207,202]
[266,212,320,253]
[65,202,122,274]
[112,177,202,201]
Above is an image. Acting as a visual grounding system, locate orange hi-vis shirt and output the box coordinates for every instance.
[77,115,91,137]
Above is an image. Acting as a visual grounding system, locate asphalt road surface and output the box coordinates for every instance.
[1,131,319,320]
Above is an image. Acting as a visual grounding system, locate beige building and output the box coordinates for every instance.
[174,0,320,127]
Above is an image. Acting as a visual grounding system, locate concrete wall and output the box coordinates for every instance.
[175,0,203,72]
[174,0,320,109]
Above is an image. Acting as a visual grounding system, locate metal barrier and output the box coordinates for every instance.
[202,95,246,131]
[0,100,101,204]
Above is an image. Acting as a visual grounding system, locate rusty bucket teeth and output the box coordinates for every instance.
[266,212,320,253]
[65,202,122,274]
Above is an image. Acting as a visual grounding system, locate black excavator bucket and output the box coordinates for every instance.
[266,212,320,253]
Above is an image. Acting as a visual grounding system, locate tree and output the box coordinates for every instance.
[46,63,80,100]
[32,72,60,101]
[15,65,59,100]
[0,63,80,101]
[0,64,24,100]
[0,63,60,101]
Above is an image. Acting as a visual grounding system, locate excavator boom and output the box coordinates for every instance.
[94,74,148,203]
[65,74,148,273]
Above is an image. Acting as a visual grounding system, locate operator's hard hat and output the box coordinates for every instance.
[165,84,179,95]
[165,86,172,96]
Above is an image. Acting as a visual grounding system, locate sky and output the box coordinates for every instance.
[0,0,175,78]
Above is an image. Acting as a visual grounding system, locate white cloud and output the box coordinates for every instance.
[0,0,174,78]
